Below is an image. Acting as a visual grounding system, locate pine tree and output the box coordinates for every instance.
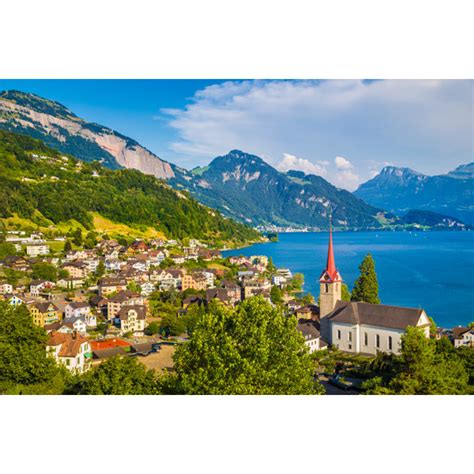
[351,253,380,304]
[63,239,72,253]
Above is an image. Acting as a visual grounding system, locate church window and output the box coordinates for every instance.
[376,334,380,348]
[348,332,352,342]
[337,330,341,340]
[364,332,368,345]
[325,283,328,293]
[388,336,393,350]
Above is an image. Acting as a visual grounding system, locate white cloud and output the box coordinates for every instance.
[334,156,353,170]
[161,79,472,190]
[276,153,327,176]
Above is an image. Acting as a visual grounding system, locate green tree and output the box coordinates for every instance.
[160,313,186,337]
[83,231,98,249]
[363,327,469,394]
[95,260,105,278]
[144,321,160,336]
[0,242,17,259]
[341,283,351,301]
[63,239,72,253]
[31,262,58,282]
[72,228,83,247]
[270,285,283,304]
[267,257,276,273]
[0,302,63,392]
[173,297,322,394]
[73,356,159,395]
[351,253,380,304]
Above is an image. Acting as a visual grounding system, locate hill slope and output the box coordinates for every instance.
[355,165,474,224]
[0,130,261,245]
[171,150,384,229]
[0,90,174,179]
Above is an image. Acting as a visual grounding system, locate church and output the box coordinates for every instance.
[318,227,431,356]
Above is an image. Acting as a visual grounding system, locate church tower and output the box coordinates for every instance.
[319,218,342,341]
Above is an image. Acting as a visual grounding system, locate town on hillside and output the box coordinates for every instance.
[0,225,472,393]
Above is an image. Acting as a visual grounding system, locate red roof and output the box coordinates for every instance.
[319,225,342,283]
[90,338,131,351]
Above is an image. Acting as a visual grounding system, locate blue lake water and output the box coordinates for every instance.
[224,231,474,328]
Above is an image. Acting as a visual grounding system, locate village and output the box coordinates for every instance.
[0,229,319,375]
[1,227,472,388]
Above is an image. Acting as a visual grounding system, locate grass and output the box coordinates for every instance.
[91,213,166,240]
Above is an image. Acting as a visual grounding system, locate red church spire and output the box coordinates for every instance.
[319,210,341,282]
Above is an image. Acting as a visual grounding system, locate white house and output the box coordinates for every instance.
[26,244,50,257]
[453,326,474,348]
[297,320,325,353]
[0,283,13,294]
[118,305,146,335]
[46,331,92,374]
[140,281,156,297]
[61,316,88,334]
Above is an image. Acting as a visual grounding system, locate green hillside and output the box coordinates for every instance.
[0,130,261,245]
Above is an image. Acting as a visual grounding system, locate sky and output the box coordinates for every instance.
[0,79,472,190]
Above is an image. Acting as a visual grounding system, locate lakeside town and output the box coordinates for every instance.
[1,226,472,393]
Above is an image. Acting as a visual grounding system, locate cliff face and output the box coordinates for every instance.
[0,90,174,179]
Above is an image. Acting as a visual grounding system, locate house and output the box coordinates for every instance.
[46,331,92,373]
[127,240,149,254]
[205,288,231,305]
[57,277,84,289]
[318,226,430,356]
[242,278,271,299]
[182,295,205,308]
[140,281,156,297]
[26,243,50,257]
[61,316,88,334]
[90,294,109,317]
[272,275,287,287]
[452,326,474,348]
[222,280,242,304]
[105,259,125,271]
[0,283,13,294]
[117,305,146,335]
[298,320,325,353]
[296,304,320,320]
[62,261,89,279]
[29,301,61,327]
[170,254,185,265]
[30,279,55,297]
[182,272,208,291]
[64,301,96,327]
[8,294,28,306]
[107,290,143,320]
[1,256,30,272]
[98,277,127,296]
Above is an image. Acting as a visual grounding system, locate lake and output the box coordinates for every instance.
[223,231,474,328]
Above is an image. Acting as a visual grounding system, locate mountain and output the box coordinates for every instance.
[401,210,468,229]
[170,150,384,229]
[0,90,174,179]
[0,130,261,245]
[355,165,474,224]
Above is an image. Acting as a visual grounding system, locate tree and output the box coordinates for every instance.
[160,313,186,337]
[267,257,276,273]
[144,321,160,336]
[73,356,159,395]
[31,262,58,282]
[95,260,105,278]
[341,283,351,301]
[363,327,469,394]
[72,228,83,247]
[288,273,304,292]
[63,239,72,253]
[173,297,322,394]
[351,253,380,304]
[0,302,63,392]
[301,293,315,305]
[270,285,283,304]
[83,231,98,249]
[0,242,17,260]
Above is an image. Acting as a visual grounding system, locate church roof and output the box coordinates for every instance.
[327,301,427,330]
[319,225,341,282]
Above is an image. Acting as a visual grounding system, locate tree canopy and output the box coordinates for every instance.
[172,297,322,394]
[351,253,380,304]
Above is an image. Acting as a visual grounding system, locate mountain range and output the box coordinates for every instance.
[0,90,471,230]
[354,164,474,224]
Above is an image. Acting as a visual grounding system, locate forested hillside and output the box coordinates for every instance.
[0,130,261,244]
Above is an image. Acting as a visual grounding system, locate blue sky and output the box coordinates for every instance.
[0,79,471,190]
